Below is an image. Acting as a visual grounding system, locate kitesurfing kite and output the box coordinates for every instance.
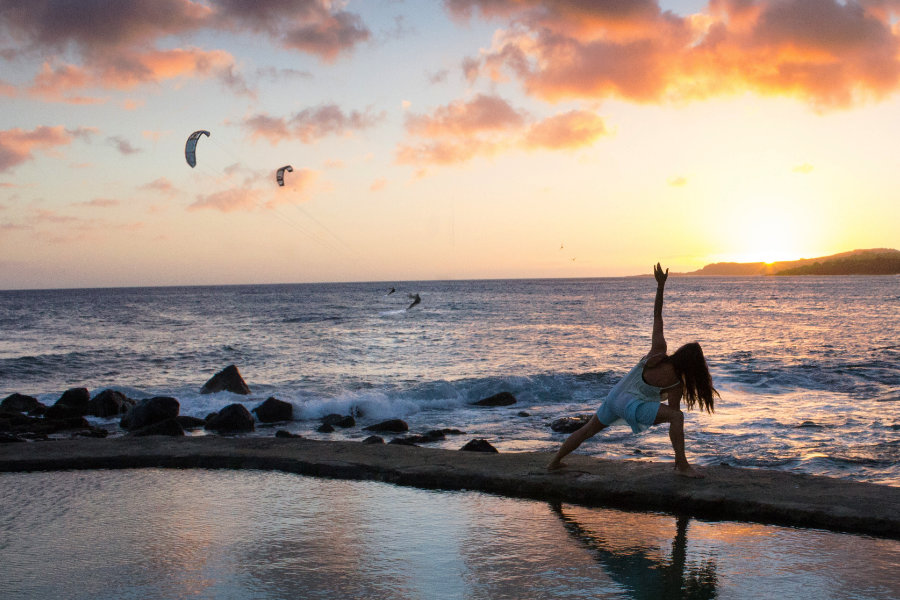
[185,130,210,168]
[276,165,293,186]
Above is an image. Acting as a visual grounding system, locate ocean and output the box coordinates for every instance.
[1,276,898,484]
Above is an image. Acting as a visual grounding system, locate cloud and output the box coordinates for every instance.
[453,0,900,109]
[369,177,387,192]
[792,162,814,173]
[397,94,610,166]
[141,177,177,195]
[0,125,79,173]
[243,103,385,144]
[668,176,688,186]
[1,0,370,101]
[108,136,141,155]
[74,198,120,207]
[188,187,259,213]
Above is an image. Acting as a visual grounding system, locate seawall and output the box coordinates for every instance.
[1,436,898,539]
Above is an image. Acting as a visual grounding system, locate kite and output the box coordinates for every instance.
[276,165,293,186]
[185,130,210,168]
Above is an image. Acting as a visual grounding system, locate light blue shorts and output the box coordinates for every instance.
[596,399,660,433]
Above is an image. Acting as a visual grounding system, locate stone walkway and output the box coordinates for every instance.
[1,436,898,538]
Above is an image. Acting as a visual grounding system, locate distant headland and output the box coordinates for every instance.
[678,248,900,277]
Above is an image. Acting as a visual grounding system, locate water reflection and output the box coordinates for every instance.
[551,503,718,600]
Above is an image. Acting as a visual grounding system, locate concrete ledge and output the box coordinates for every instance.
[1,436,898,539]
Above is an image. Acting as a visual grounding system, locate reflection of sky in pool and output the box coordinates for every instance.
[1,469,898,600]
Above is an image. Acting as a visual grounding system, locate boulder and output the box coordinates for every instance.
[550,415,592,433]
[175,416,207,430]
[204,403,255,433]
[252,397,293,423]
[317,423,335,433]
[401,430,446,444]
[362,435,384,444]
[517,411,531,417]
[1,393,45,414]
[50,387,90,416]
[363,419,409,433]
[460,439,499,453]
[322,414,355,428]
[87,390,134,418]
[120,397,180,431]
[130,418,185,437]
[389,437,419,446]
[473,392,516,407]
[275,430,302,439]
[200,365,251,395]
[44,404,86,420]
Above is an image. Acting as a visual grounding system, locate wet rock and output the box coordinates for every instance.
[460,439,499,453]
[317,423,335,433]
[1,393,45,414]
[363,419,409,433]
[438,428,466,436]
[275,430,302,439]
[200,365,251,395]
[252,397,293,423]
[517,411,531,417]
[389,437,419,446]
[362,435,384,444]
[797,420,825,429]
[400,430,447,444]
[75,428,109,439]
[175,416,207,430]
[130,418,185,437]
[205,403,255,433]
[44,404,84,420]
[120,397,180,431]
[473,392,516,407]
[0,432,25,443]
[46,388,91,419]
[550,415,592,433]
[87,390,135,418]
[322,414,356,428]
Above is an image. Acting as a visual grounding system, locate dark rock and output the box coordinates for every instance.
[175,416,207,430]
[252,397,293,423]
[363,419,409,433]
[75,428,109,439]
[200,365,251,395]
[401,430,447,444]
[550,415,592,433]
[473,392,516,407]
[205,412,218,422]
[87,390,134,418]
[275,430,302,439]
[205,403,255,433]
[130,418,185,437]
[1,393,45,414]
[460,439,499,453]
[438,428,466,435]
[0,418,9,432]
[52,417,92,431]
[362,435,384,444]
[317,423,335,433]
[389,437,419,446]
[517,411,531,417]
[797,420,825,429]
[120,397,180,430]
[55,387,91,412]
[44,404,85,420]
[0,432,24,443]
[323,414,356,428]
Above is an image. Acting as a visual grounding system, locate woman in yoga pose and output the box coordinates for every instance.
[547,263,718,478]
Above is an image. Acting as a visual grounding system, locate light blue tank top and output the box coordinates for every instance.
[603,355,679,432]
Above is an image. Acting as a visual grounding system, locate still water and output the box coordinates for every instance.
[1,469,897,600]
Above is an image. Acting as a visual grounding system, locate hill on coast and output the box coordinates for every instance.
[680,248,900,276]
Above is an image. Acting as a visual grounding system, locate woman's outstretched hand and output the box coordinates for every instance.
[654,262,669,286]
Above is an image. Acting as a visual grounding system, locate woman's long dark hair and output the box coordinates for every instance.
[667,342,718,413]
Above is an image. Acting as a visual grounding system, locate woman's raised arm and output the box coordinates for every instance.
[649,262,668,358]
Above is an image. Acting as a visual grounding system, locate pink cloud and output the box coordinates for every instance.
[141,177,177,195]
[244,104,385,144]
[0,126,78,173]
[369,177,387,192]
[188,187,259,213]
[74,198,120,208]
[524,110,607,150]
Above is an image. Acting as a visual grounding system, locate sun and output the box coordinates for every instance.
[715,196,817,264]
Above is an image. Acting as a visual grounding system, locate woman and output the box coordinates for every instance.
[547,263,718,478]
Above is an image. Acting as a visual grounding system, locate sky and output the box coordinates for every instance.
[1,0,899,289]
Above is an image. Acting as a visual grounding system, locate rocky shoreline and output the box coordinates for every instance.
[1,435,898,540]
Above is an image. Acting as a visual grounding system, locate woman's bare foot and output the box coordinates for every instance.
[674,465,705,478]
[547,460,567,471]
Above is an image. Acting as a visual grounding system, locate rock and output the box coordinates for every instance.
[175,416,207,430]
[437,428,465,436]
[1,393,45,414]
[363,419,409,433]
[517,411,531,417]
[362,435,384,444]
[74,428,109,439]
[389,437,419,446]
[130,418,185,437]
[205,403,255,433]
[322,414,356,428]
[460,438,499,453]
[400,430,446,444]
[317,423,335,433]
[200,365,251,395]
[120,397,180,431]
[47,387,90,418]
[0,432,25,443]
[87,390,134,418]
[550,415,592,433]
[252,397,293,423]
[275,430,302,439]
[473,392,516,407]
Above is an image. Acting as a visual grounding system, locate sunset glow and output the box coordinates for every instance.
[1,1,898,288]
